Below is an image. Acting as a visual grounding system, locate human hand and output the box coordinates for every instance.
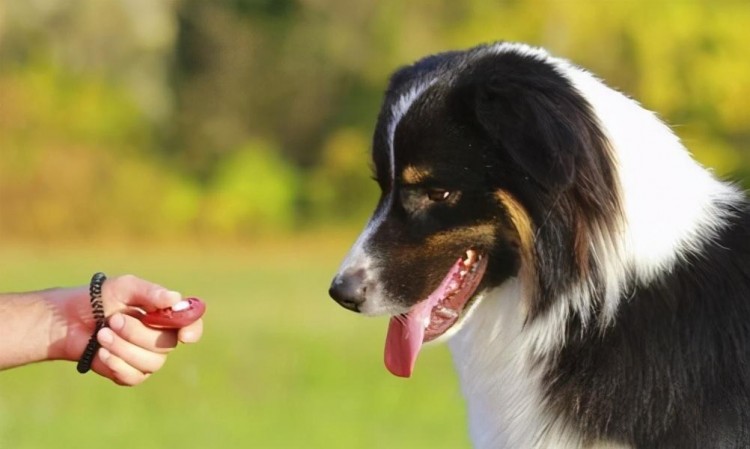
[59,274,204,386]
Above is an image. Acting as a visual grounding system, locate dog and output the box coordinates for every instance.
[328,42,750,448]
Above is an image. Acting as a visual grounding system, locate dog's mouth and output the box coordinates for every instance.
[384,249,488,378]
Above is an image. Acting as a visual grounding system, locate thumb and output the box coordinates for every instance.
[104,274,182,312]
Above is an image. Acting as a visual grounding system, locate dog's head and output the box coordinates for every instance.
[329,43,620,377]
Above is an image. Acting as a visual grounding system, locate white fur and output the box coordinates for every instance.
[558,59,743,282]
[449,280,632,449]
[334,211,390,316]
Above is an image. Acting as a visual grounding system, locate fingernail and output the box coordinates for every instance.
[98,347,111,362]
[109,313,125,331]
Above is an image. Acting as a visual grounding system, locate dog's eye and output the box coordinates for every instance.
[427,189,451,202]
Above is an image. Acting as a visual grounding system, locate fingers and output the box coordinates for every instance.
[97,327,168,373]
[95,347,153,386]
[92,313,179,386]
[109,313,179,352]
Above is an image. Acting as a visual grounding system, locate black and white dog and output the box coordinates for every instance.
[329,42,750,448]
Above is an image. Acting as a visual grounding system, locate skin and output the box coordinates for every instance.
[0,274,204,386]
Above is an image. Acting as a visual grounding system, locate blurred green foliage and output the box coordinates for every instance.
[0,0,748,241]
[202,140,299,235]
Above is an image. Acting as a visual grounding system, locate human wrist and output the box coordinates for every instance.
[42,285,95,362]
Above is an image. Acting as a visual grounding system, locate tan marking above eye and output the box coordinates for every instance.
[401,165,431,184]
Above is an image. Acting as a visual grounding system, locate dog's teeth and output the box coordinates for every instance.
[464,250,477,266]
[459,269,468,278]
[435,307,458,319]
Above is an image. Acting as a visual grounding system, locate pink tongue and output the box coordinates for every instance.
[384,308,428,378]
[384,258,463,378]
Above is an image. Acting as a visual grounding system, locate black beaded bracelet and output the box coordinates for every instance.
[76,272,107,374]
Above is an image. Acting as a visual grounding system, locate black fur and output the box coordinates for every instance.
[548,202,750,448]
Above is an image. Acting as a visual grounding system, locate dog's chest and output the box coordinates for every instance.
[447,280,631,449]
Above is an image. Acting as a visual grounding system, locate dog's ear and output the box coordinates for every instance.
[454,54,596,189]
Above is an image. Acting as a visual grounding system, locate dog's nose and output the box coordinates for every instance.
[329,269,368,312]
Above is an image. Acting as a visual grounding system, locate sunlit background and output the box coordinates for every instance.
[1,1,748,448]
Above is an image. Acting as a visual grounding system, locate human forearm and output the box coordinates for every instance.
[0,286,89,370]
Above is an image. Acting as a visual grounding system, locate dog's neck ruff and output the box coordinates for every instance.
[448,280,575,448]
[448,281,633,449]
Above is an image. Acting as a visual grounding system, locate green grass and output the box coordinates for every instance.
[0,235,470,448]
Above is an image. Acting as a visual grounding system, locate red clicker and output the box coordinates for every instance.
[141,297,206,329]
